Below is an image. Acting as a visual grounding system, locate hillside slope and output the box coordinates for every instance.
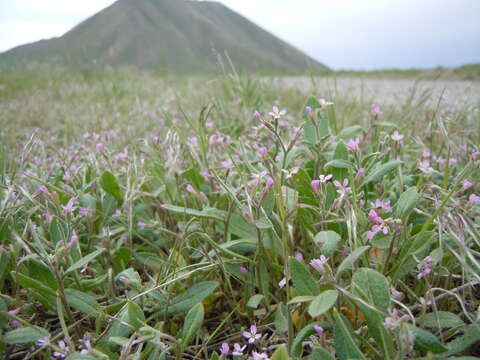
[0,0,327,72]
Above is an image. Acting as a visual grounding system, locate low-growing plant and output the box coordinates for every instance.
[0,70,479,359]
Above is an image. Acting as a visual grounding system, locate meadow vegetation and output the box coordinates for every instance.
[0,69,479,359]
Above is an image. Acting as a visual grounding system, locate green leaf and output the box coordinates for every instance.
[314,231,341,256]
[288,296,316,304]
[324,159,352,170]
[229,213,256,238]
[25,260,58,290]
[394,187,421,219]
[337,125,363,140]
[282,186,298,214]
[274,303,288,333]
[65,289,100,318]
[271,344,290,360]
[331,142,349,180]
[352,268,390,310]
[444,322,480,356]
[246,294,264,309]
[135,252,163,271]
[100,171,122,204]
[161,204,227,221]
[108,301,145,340]
[289,257,319,296]
[312,346,335,360]
[127,301,145,330]
[255,217,272,229]
[421,311,465,329]
[291,322,332,357]
[66,248,105,274]
[0,297,7,327]
[352,268,394,357]
[361,160,402,186]
[3,326,49,344]
[164,281,218,314]
[115,268,142,287]
[15,273,56,296]
[336,245,370,279]
[409,325,448,353]
[80,194,97,211]
[181,303,204,347]
[333,309,366,360]
[302,97,322,143]
[308,290,339,317]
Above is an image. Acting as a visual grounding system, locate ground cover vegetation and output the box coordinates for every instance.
[0,69,479,359]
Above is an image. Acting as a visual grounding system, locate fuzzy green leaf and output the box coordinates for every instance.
[289,257,319,296]
[409,325,448,353]
[3,326,49,344]
[181,302,204,347]
[308,290,339,317]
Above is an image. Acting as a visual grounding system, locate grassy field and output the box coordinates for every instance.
[0,69,479,359]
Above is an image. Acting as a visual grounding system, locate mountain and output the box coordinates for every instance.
[0,0,327,72]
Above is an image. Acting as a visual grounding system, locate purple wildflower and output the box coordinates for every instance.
[36,337,49,347]
[390,286,403,299]
[319,174,333,183]
[62,171,71,182]
[419,297,432,306]
[61,199,76,215]
[469,194,480,203]
[391,130,404,141]
[257,146,268,157]
[265,177,275,189]
[268,106,287,119]
[417,256,433,279]
[366,209,393,240]
[254,111,263,121]
[251,171,268,186]
[314,325,324,336]
[79,208,91,216]
[355,168,365,181]
[252,352,269,360]
[44,212,53,222]
[96,143,105,153]
[232,343,246,357]
[115,148,128,162]
[220,343,229,356]
[137,221,148,228]
[53,340,67,358]
[333,178,352,196]
[346,138,361,152]
[243,325,261,344]
[311,180,320,194]
[371,104,384,115]
[418,160,433,174]
[462,180,473,191]
[370,198,392,213]
[310,255,329,272]
[67,232,78,249]
[318,98,334,106]
[221,160,233,170]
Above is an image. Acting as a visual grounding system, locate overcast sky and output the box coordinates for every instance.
[0,0,479,70]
